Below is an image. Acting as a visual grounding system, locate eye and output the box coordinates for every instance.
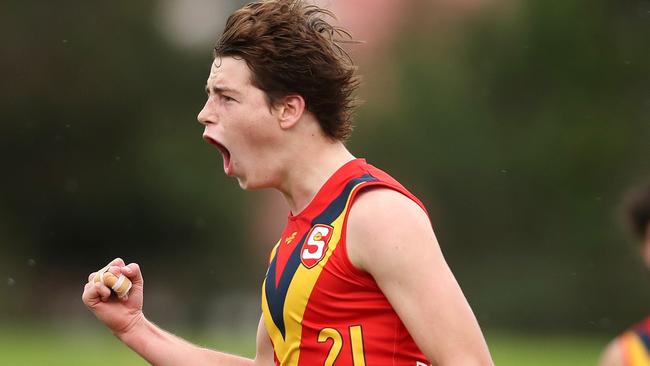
[221,95,236,103]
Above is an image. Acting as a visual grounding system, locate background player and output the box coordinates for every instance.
[600,179,650,366]
[82,1,494,365]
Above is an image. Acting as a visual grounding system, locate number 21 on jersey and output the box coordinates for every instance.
[318,325,366,366]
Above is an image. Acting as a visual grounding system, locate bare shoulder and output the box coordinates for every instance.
[349,186,426,218]
[346,187,434,272]
[347,187,494,364]
[599,339,624,366]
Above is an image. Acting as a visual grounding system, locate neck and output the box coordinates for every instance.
[278,140,355,215]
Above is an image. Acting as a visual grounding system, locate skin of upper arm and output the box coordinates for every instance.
[599,339,624,366]
[346,188,494,366]
[254,315,275,366]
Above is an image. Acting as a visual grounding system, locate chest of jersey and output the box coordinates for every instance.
[262,176,373,365]
[260,167,429,366]
[620,317,650,365]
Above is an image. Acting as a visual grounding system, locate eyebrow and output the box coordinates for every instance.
[205,85,241,96]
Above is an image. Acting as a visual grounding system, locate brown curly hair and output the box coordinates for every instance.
[214,0,360,141]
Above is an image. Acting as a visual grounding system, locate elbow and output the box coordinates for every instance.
[446,360,494,366]
[461,359,494,366]
[436,355,494,366]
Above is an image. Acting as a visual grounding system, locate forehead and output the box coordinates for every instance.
[207,56,253,88]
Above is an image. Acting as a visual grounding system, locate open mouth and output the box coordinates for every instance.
[203,135,232,174]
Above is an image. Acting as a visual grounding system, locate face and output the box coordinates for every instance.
[642,223,650,268]
[198,56,284,190]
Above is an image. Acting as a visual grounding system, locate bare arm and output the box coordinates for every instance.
[82,258,274,366]
[346,189,494,366]
[116,315,274,366]
[116,316,253,366]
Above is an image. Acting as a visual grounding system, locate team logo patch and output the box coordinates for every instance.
[300,224,333,268]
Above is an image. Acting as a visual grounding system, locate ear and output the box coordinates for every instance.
[276,94,305,130]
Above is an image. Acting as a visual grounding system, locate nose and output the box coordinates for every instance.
[197,99,213,126]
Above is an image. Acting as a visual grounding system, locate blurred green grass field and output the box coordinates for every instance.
[0,326,606,365]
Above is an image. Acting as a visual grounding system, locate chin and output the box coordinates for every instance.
[236,178,253,191]
[235,176,259,191]
[235,175,276,191]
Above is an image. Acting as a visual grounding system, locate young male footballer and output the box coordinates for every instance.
[82,1,494,365]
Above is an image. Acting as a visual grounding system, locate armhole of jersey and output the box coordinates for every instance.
[338,180,430,282]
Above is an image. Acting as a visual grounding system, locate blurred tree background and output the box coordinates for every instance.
[0,0,648,358]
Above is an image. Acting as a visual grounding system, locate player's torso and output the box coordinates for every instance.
[619,317,650,366]
[261,159,430,366]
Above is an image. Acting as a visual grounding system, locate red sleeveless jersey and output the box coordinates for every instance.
[261,158,431,366]
[618,317,650,365]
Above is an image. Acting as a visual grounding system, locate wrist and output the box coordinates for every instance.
[114,312,147,343]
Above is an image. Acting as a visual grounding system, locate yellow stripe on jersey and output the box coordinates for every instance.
[261,180,369,365]
[621,331,650,366]
[268,240,281,264]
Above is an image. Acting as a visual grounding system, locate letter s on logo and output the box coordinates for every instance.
[301,224,333,268]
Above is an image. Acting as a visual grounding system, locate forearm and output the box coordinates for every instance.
[117,315,254,366]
